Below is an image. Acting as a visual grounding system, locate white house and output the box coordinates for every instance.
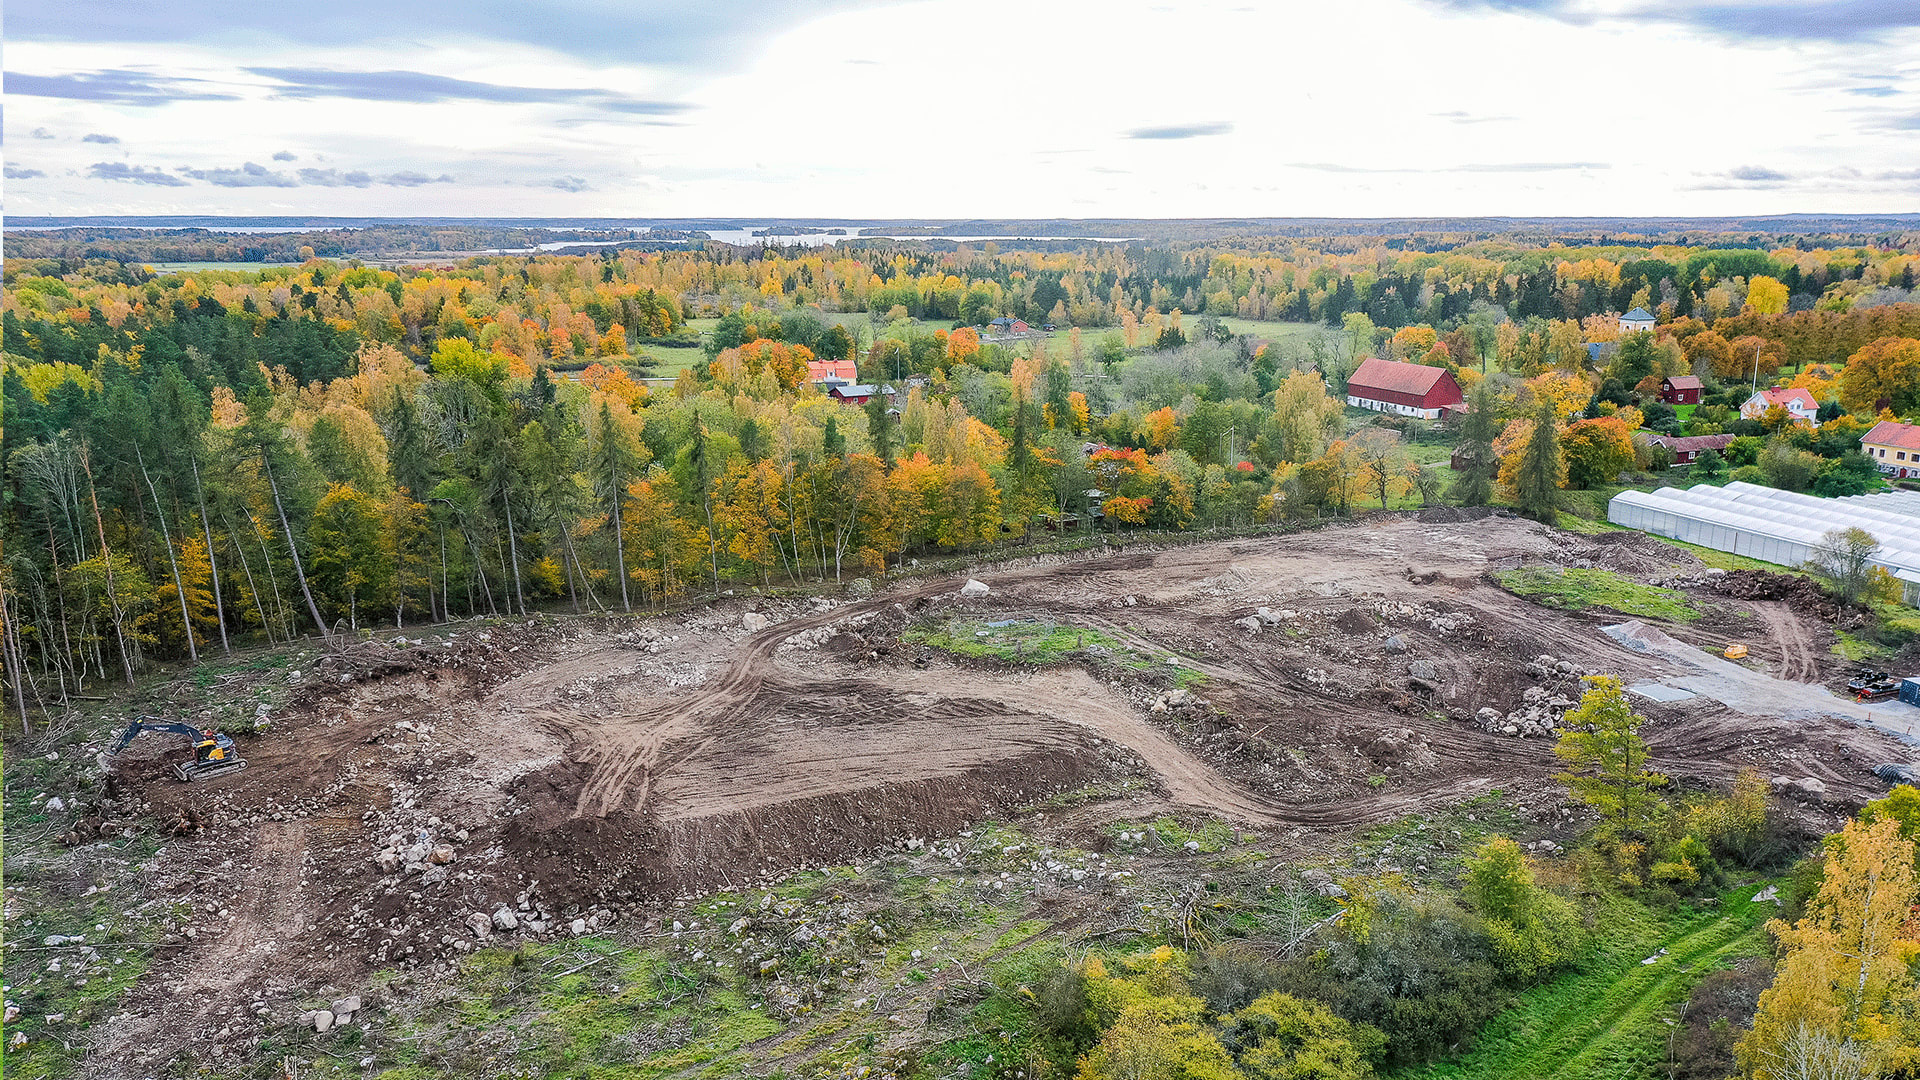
[1739,386,1818,425]
[1618,307,1656,334]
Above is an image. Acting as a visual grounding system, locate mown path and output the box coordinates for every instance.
[1410,880,1781,1080]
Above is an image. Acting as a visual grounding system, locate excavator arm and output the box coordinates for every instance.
[111,719,204,755]
[105,717,247,782]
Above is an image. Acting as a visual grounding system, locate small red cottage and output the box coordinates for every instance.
[828,383,877,405]
[1344,358,1464,419]
[1659,375,1703,405]
[1644,432,1734,466]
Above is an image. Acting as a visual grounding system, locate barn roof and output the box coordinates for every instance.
[1864,420,1920,451]
[1622,307,1655,321]
[1644,432,1734,453]
[1663,375,1703,390]
[1347,357,1452,397]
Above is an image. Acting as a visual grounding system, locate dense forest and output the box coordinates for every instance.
[4,232,1920,709]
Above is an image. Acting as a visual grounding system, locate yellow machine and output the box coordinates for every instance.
[1723,644,1748,660]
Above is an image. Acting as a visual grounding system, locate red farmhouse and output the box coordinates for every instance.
[1659,376,1703,405]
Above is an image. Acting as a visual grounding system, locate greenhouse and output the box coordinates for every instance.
[1607,481,1920,599]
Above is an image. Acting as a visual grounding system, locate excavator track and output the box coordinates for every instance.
[174,758,248,782]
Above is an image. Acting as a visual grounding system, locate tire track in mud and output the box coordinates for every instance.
[1754,601,1820,683]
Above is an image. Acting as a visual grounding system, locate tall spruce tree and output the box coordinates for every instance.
[1513,401,1563,525]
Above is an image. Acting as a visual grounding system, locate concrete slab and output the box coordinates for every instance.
[1628,683,1696,703]
[1602,620,1920,748]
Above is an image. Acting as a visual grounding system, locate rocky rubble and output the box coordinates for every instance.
[1470,654,1592,737]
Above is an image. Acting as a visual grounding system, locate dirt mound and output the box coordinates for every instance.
[1709,569,1834,612]
[1416,505,1495,524]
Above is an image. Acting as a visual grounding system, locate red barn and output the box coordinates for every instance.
[1659,375,1703,405]
[1344,358,1464,419]
[828,383,877,405]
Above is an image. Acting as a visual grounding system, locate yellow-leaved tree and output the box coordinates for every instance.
[1739,814,1920,1079]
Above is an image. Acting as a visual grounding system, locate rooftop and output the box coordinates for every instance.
[1864,419,1920,452]
[1347,356,1454,397]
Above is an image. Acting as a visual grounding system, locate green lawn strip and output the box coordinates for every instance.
[1495,567,1699,622]
[903,619,1145,665]
[1407,879,1780,1080]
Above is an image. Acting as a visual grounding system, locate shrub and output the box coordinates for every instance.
[1219,992,1384,1080]
[1272,892,1506,1069]
[1666,958,1774,1080]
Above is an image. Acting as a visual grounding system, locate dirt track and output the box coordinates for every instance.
[83,515,1919,1075]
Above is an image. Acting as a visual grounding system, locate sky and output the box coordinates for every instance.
[7,0,1920,218]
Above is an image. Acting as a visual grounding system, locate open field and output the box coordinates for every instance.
[7,515,1914,1077]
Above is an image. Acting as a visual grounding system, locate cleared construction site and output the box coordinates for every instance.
[31,514,1920,1074]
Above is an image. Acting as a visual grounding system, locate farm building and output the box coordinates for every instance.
[828,382,878,405]
[1344,357,1464,419]
[1619,307,1656,334]
[1642,432,1734,466]
[807,358,859,384]
[1740,386,1818,424]
[1608,480,1920,600]
[1659,376,1703,405]
[1861,420,1920,478]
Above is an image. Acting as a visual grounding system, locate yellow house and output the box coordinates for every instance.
[1861,419,1920,478]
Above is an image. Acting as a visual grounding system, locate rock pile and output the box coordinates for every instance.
[1472,654,1591,737]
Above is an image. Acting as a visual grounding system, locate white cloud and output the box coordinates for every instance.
[6,0,1918,216]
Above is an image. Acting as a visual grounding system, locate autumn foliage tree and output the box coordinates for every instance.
[1836,336,1920,415]
[1739,813,1920,1078]
[1560,416,1636,489]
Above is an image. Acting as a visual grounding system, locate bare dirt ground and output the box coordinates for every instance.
[47,515,1920,1075]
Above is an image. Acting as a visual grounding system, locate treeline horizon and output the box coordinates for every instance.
[3,235,1919,714]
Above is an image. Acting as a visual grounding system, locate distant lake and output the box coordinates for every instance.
[683,228,1138,247]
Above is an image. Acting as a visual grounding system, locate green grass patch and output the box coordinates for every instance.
[1408,877,1784,1080]
[1832,629,1891,663]
[1496,567,1700,623]
[903,619,1141,665]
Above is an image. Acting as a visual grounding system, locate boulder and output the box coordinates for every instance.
[1793,776,1828,799]
[1383,635,1409,655]
[1408,659,1440,682]
[742,611,771,632]
[1234,616,1262,633]
[491,908,518,931]
[332,995,361,1018]
[570,918,589,936]
[373,850,403,874]
[313,1010,336,1033]
[429,845,455,865]
[465,912,494,940]
[959,579,991,598]
[846,578,875,599]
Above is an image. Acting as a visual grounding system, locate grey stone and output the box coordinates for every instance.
[742,612,770,632]
[491,908,518,931]
[960,578,991,597]
[1383,635,1409,655]
[465,912,493,939]
[1409,659,1440,681]
[313,1010,335,1033]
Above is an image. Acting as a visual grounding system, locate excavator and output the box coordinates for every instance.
[104,718,247,781]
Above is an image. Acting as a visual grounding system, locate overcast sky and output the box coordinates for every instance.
[8,0,1919,218]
